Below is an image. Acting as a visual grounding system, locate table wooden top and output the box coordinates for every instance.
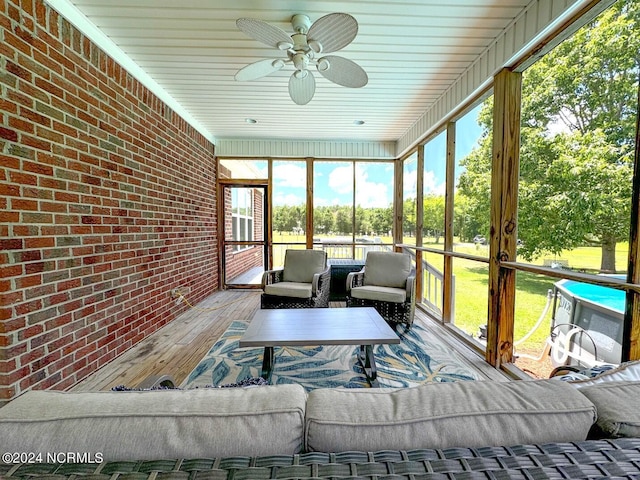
[239,307,400,348]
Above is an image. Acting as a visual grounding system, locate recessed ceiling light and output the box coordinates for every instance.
[353,120,365,125]
[245,118,257,124]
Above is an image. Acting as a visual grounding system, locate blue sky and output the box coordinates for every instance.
[404,103,484,199]
[266,103,484,207]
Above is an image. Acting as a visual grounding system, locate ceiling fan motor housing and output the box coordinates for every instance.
[291,14,311,33]
[291,32,309,52]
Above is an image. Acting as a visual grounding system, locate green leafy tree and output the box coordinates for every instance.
[273,205,305,233]
[313,206,334,235]
[403,198,417,238]
[457,0,638,271]
[335,206,352,235]
[355,206,372,235]
[423,195,445,243]
[369,207,393,236]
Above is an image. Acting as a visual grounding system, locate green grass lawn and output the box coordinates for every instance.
[449,241,629,353]
[273,233,628,355]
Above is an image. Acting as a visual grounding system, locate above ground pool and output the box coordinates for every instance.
[551,277,625,367]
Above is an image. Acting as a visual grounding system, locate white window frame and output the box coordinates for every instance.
[232,188,254,252]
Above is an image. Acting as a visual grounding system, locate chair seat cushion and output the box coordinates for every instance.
[350,285,406,303]
[264,282,313,299]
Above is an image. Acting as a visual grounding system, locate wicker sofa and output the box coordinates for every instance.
[1,378,640,479]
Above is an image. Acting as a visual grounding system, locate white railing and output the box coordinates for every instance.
[401,247,453,319]
[314,242,391,260]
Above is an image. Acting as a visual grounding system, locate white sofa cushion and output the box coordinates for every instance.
[363,252,411,288]
[264,281,313,298]
[0,385,307,461]
[565,360,640,388]
[305,380,596,452]
[350,285,406,303]
[578,381,640,438]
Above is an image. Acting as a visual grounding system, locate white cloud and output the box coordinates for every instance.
[355,166,390,208]
[273,164,305,188]
[356,186,389,208]
[273,193,304,206]
[403,168,417,197]
[328,165,353,194]
[423,170,446,195]
[324,164,392,208]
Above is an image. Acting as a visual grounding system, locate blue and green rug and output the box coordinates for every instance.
[182,320,481,390]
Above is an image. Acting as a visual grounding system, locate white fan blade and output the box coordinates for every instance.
[235,58,285,81]
[307,13,358,54]
[237,18,293,50]
[288,71,315,105]
[316,55,368,88]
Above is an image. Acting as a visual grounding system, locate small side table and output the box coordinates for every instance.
[328,259,365,302]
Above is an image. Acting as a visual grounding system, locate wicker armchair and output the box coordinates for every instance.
[346,251,415,326]
[261,249,330,309]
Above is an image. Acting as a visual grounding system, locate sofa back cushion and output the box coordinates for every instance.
[283,249,327,283]
[566,360,640,388]
[0,384,307,461]
[578,381,640,438]
[305,380,596,452]
[364,252,411,288]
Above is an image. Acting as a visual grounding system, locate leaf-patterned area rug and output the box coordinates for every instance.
[182,320,482,390]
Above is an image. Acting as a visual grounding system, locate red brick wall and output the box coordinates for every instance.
[0,1,219,401]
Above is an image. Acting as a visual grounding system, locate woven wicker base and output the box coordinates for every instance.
[347,297,415,326]
[3,438,640,479]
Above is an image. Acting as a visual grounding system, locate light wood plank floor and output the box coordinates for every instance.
[71,290,508,391]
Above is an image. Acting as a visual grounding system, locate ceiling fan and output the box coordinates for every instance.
[234,13,368,105]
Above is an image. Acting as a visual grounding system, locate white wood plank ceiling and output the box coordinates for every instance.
[48,0,569,146]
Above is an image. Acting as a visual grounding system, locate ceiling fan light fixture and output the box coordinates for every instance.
[292,53,309,71]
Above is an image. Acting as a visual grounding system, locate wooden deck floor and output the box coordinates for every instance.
[71,290,507,391]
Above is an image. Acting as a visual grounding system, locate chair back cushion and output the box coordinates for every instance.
[282,250,327,283]
[364,252,411,288]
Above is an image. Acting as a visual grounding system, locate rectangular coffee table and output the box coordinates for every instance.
[238,307,400,387]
